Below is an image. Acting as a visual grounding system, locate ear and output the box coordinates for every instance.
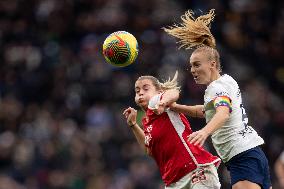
[210,61,216,69]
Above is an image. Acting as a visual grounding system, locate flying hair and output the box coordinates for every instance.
[163,9,216,49]
[137,71,180,91]
[160,71,180,91]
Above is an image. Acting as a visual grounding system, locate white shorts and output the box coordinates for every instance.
[165,165,221,189]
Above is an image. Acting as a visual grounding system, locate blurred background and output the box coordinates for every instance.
[0,0,283,188]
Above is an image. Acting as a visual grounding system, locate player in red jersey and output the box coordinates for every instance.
[123,72,221,189]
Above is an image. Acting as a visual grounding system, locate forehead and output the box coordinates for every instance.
[135,79,153,88]
[190,51,208,63]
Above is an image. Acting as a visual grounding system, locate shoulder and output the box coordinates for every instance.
[205,82,228,98]
[223,74,238,85]
[205,75,239,103]
[215,74,237,87]
[206,74,238,96]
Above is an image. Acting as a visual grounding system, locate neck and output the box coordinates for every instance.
[207,71,221,86]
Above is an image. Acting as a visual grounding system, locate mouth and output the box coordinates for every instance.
[137,98,148,109]
[193,75,198,81]
[138,98,145,104]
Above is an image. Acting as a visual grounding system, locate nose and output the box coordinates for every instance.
[138,91,143,96]
[190,66,195,74]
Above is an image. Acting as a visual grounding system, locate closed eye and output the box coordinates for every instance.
[135,87,140,93]
[142,84,150,91]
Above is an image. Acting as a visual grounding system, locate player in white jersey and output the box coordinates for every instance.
[203,74,265,162]
[164,9,272,189]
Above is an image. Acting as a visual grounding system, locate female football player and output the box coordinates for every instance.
[123,72,221,188]
[164,9,272,189]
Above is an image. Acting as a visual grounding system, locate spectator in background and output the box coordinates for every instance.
[275,151,284,189]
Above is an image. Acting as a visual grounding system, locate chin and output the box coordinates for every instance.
[137,103,147,110]
[194,80,202,84]
[195,77,208,85]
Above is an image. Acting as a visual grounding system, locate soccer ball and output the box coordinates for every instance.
[103,31,138,67]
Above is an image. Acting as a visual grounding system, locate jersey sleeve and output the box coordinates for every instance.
[148,93,162,110]
[208,83,232,113]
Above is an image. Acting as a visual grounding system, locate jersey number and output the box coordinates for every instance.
[191,168,207,184]
[240,104,248,128]
[239,104,253,137]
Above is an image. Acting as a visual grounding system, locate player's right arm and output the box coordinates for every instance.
[123,107,150,154]
[170,103,204,118]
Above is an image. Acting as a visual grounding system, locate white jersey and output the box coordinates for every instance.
[204,74,264,163]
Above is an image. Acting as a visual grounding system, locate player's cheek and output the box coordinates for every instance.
[135,97,142,106]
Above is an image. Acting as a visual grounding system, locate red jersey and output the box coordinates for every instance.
[142,95,220,186]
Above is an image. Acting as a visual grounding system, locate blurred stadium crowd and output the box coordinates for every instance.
[0,0,283,188]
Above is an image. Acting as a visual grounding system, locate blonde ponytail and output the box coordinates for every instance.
[160,71,180,91]
[163,9,216,49]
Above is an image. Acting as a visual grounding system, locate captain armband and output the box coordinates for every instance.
[213,96,232,113]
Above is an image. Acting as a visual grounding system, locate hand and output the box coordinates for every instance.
[187,129,209,146]
[169,102,177,111]
[154,101,167,115]
[123,107,137,127]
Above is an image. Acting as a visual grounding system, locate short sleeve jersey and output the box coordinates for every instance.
[204,74,264,163]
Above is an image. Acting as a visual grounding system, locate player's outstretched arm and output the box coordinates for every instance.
[188,106,230,146]
[123,107,149,154]
[170,103,204,118]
